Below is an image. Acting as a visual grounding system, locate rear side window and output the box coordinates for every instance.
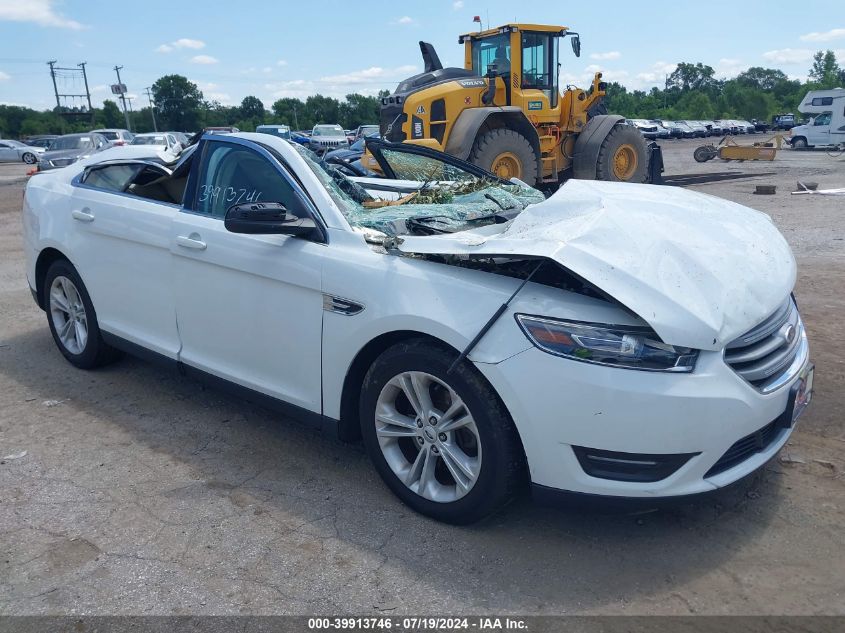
[193,141,299,218]
[83,164,140,191]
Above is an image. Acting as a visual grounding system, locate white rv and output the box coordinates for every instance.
[790,88,845,148]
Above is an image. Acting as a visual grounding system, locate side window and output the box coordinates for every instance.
[194,142,300,218]
[471,33,510,77]
[814,112,832,126]
[83,164,142,192]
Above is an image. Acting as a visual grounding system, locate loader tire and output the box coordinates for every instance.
[595,124,649,183]
[469,129,539,184]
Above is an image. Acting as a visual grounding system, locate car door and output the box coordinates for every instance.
[170,136,324,413]
[0,142,15,162]
[67,162,182,358]
[808,112,832,145]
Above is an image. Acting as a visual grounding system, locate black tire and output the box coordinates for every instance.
[43,259,121,369]
[359,339,526,524]
[791,137,808,150]
[595,123,650,183]
[469,128,539,185]
[694,145,717,163]
[22,152,37,165]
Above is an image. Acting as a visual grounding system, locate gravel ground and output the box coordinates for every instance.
[0,140,843,615]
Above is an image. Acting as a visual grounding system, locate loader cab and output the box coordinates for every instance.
[462,25,573,116]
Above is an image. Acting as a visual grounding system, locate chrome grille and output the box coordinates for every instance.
[724,298,804,392]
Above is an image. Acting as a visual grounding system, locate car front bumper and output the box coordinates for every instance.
[475,338,811,499]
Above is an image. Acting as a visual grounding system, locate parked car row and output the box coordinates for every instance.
[14,129,191,171]
[625,118,760,140]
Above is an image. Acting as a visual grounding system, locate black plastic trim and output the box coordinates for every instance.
[572,446,698,483]
[532,450,777,511]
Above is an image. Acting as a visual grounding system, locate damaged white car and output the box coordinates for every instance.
[22,133,813,523]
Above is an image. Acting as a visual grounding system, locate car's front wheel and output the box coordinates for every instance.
[360,339,526,524]
[22,152,38,164]
[43,259,121,369]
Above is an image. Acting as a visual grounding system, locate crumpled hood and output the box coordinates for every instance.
[397,179,796,351]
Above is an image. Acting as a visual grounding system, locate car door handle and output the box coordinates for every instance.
[175,235,207,251]
[71,209,95,223]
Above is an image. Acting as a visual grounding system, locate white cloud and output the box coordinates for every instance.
[190,55,219,65]
[156,38,206,53]
[800,28,845,42]
[277,59,288,66]
[762,48,815,65]
[395,16,414,25]
[173,38,205,49]
[262,66,273,73]
[264,64,418,101]
[590,51,621,61]
[0,71,9,81]
[715,58,747,79]
[453,1,464,9]
[190,80,233,104]
[320,65,417,85]
[0,0,85,29]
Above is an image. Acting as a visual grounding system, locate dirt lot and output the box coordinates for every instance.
[1,140,843,615]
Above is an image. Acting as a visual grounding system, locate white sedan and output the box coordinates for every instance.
[22,133,814,523]
[130,132,183,156]
[0,139,45,165]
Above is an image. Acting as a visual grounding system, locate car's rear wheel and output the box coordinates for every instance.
[22,152,37,164]
[43,259,121,369]
[359,339,525,524]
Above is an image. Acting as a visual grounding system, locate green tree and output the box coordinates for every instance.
[151,75,204,131]
[676,91,716,118]
[736,67,788,91]
[101,100,124,128]
[338,93,380,129]
[668,62,717,92]
[271,97,305,129]
[304,94,340,128]
[239,95,265,120]
[809,50,842,88]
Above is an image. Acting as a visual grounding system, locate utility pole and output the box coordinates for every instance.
[144,87,158,131]
[113,65,131,131]
[78,62,94,124]
[47,61,61,111]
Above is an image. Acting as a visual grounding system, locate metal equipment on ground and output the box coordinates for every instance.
[694,134,786,163]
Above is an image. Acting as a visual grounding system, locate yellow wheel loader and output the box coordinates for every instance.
[369,24,652,187]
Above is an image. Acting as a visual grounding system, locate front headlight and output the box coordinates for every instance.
[515,314,698,372]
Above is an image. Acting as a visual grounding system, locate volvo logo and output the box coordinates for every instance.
[782,323,797,344]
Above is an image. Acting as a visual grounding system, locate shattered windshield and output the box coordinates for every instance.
[290,142,545,238]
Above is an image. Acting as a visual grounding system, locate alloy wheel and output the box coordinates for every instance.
[374,371,482,503]
[49,276,88,355]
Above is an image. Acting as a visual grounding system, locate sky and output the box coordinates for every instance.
[0,0,843,111]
